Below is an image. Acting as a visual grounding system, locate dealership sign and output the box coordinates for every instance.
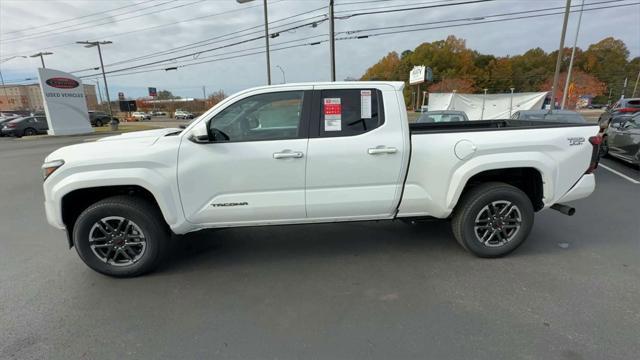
[409,66,433,85]
[38,68,93,135]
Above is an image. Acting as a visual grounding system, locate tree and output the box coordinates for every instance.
[581,37,629,98]
[361,51,401,81]
[156,90,180,100]
[428,78,475,93]
[539,70,605,109]
[206,90,227,106]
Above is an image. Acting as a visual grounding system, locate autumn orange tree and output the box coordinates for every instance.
[359,36,636,102]
[539,70,605,109]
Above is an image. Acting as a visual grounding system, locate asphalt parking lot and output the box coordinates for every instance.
[1,134,639,360]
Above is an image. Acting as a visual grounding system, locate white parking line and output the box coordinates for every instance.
[599,164,640,184]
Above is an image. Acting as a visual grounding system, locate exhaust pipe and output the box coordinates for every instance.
[551,203,575,216]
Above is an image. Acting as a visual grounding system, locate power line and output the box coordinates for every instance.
[0,0,156,36]
[335,0,496,19]
[336,1,639,39]
[75,18,328,78]
[338,0,628,34]
[88,7,328,71]
[0,0,285,60]
[1,0,206,43]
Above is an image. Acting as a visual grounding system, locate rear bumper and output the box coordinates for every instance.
[556,174,595,203]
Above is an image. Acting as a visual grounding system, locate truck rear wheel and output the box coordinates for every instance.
[452,182,534,258]
[73,195,169,277]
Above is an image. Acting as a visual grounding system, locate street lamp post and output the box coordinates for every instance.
[30,52,53,68]
[561,0,584,109]
[549,0,572,110]
[237,0,271,85]
[276,65,286,83]
[481,88,488,120]
[77,41,116,130]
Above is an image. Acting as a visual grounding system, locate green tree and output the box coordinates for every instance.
[156,90,180,100]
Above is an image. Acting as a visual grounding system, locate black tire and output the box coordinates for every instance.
[23,127,36,136]
[95,120,103,127]
[73,195,170,277]
[451,182,534,258]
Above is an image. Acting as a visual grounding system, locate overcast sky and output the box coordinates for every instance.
[1,0,639,99]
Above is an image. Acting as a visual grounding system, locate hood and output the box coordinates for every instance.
[97,128,181,144]
[44,128,182,163]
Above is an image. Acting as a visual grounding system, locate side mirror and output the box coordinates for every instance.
[188,121,211,143]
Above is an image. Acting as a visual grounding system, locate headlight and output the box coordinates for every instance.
[42,159,64,180]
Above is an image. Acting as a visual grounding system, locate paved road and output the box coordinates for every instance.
[1,135,639,360]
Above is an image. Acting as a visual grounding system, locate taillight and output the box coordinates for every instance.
[618,107,638,113]
[585,135,601,174]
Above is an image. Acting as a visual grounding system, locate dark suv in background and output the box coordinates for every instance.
[89,111,119,127]
[598,98,640,131]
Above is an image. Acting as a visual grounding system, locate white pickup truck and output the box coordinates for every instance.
[42,82,601,277]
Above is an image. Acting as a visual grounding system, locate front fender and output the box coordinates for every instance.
[44,167,182,229]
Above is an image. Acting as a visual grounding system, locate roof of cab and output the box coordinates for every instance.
[241,81,405,93]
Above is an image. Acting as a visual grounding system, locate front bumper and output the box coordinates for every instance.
[1,128,16,136]
[556,174,596,203]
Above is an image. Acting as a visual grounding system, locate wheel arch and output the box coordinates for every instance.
[452,167,545,212]
[61,185,170,247]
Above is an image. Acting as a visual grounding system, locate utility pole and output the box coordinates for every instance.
[329,0,336,81]
[509,87,515,117]
[77,41,116,130]
[202,86,207,110]
[237,0,271,85]
[30,52,53,68]
[561,0,584,109]
[621,77,628,99]
[481,88,488,120]
[632,70,640,98]
[550,0,572,110]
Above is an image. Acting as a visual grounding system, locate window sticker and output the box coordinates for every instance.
[323,98,342,131]
[360,90,372,119]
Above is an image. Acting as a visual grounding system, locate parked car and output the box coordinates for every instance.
[598,113,633,133]
[1,115,48,137]
[416,110,469,123]
[511,110,586,123]
[42,81,600,277]
[88,111,118,127]
[0,115,21,136]
[600,113,640,167]
[131,112,151,121]
[597,98,640,130]
[174,110,194,119]
[151,111,166,116]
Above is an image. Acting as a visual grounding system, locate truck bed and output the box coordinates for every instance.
[409,119,595,133]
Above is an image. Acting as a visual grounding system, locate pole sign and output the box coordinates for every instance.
[148,87,157,97]
[37,68,93,135]
[119,100,137,112]
[118,92,125,101]
[409,66,426,85]
[425,67,433,82]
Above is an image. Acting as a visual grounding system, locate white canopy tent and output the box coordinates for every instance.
[428,92,548,120]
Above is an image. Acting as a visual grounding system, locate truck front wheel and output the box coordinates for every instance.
[452,182,534,258]
[73,195,170,277]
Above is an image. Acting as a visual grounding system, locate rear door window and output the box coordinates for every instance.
[317,89,384,137]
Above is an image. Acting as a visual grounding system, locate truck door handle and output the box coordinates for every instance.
[273,151,304,159]
[368,146,397,155]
